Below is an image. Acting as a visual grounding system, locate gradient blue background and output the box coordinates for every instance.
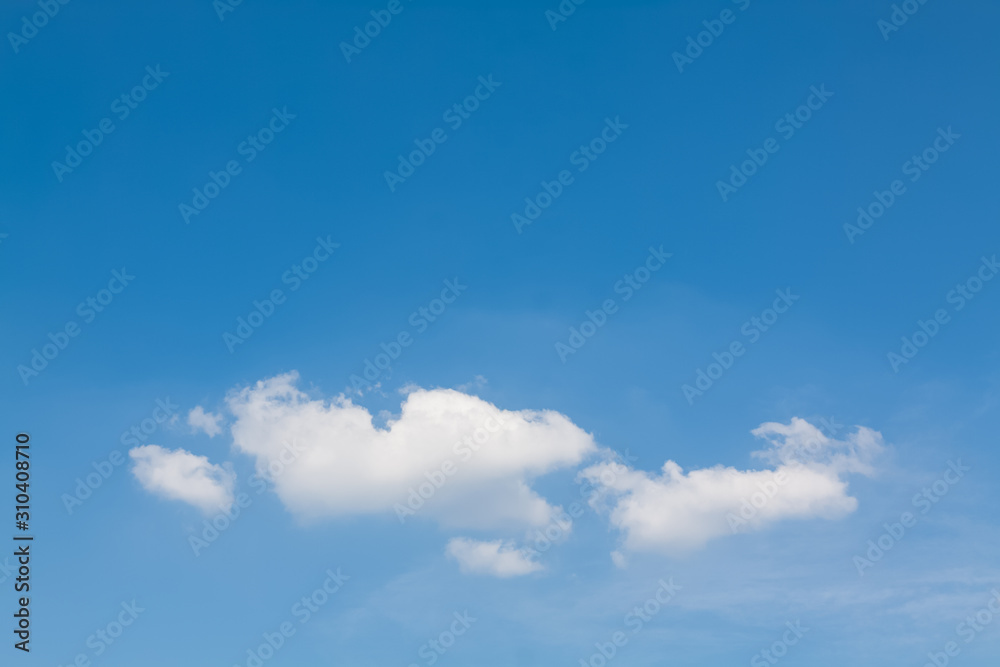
[1,0,999,665]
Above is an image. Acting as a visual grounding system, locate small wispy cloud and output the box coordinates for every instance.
[129,445,235,513]
[446,538,543,577]
[187,406,224,437]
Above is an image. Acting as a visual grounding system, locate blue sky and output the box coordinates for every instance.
[2,0,1000,665]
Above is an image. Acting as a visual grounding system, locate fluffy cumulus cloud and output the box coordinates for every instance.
[129,445,236,513]
[445,538,543,577]
[579,418,884,555]
[225,372,597,530]
[128,374,888,576]
[187,406,224,437]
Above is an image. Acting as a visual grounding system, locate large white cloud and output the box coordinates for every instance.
[129,445,236,514]
[579,418,884,555]
[224,372,597,530]
[445,538,543,577]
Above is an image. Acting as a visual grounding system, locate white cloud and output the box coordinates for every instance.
[225,372,597,530]
[580,418,884,555]
[445,538,543,577]
[129,445,236,513]
[749,417,881,475]
[187,406,224,437]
